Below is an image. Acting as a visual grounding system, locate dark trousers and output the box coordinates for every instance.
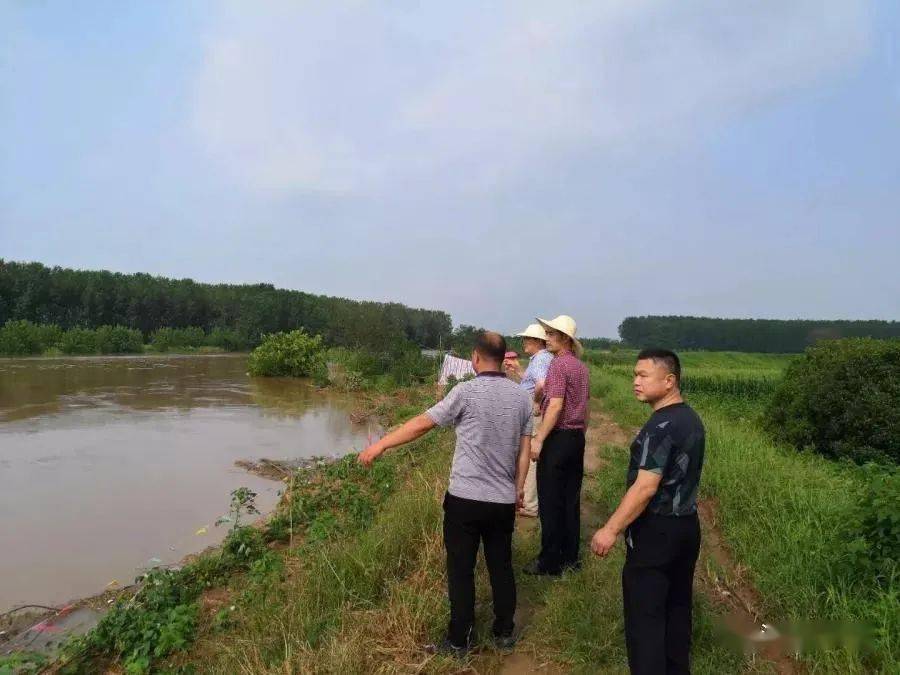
[536,428,585,572]
[623,512,701,675]
[443,492,517,646]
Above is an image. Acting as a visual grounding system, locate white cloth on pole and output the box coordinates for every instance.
[438,354,475,385]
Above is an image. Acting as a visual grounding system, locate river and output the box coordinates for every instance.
[0,354,374,612]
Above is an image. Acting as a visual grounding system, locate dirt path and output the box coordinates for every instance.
[493,408,628,675]
[695,499,801,674]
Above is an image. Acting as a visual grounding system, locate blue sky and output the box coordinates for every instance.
[2,1,898,337]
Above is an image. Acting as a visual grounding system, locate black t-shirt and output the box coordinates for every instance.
[627,402,705,517]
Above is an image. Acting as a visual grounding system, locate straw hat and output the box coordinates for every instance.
[536,315,583,357]
[515,323,547,342]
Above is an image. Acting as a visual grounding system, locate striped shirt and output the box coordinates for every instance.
[520,349,553,396]
[426,372,533,503]
[541,350,589,430]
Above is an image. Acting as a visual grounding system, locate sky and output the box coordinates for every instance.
[2,1,898,338]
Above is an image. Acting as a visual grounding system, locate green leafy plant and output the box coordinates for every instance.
[842,467,900,585]
[0,320,60,355]
[247,329,325,377]
[150,327,207,352]
[216,487,260,532]
[0,652,47,675]
[204,327,246,351]
[58,326,99,354]
[94,325,143,353]
[765,338,900,464]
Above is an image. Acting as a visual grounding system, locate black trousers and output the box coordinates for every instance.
[623,512,701,675]
[443,492,517,646]
[536,428,585,573]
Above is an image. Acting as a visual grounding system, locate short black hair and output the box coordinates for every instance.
[475,331,507,364]
[637,348,681,384]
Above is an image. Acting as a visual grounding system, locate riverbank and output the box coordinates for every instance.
[39,390,735,673]
[16,357,895,673]
[30,384,428,673]
[107,394,756,674]
[158,376,892,673]
[0,354,373,628]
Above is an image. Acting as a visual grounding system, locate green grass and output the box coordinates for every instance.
[584,348,797,370]
[0,652,47,675]
[59,351,896,673]
[590,355,899,674]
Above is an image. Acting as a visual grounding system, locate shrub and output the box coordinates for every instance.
[204,327,246,351]
[247,329,325,377]
[319,343,437,390]
[59,327,98,354]
[94,325,143,354]
[765,338,900,464]
[0,320,60,355]
[382,342,436,387]
[150,327,206,352]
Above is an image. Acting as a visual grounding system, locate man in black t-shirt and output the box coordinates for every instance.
[591,349,705,675]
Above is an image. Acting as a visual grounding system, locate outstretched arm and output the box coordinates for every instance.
[358,413,436,466]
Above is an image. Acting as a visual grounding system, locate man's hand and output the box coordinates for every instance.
[356,414,437,468]
[504,360,523,379]
[532,401,541,417]
[591,526,618,558]
[357,444,383,467]
[530,438,542,461]
[516,489,525,510]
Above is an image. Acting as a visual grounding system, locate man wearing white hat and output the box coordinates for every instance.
[525,315,590,576]
[505,323,553,517]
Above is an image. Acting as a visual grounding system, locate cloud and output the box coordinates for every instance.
[191,1,871,196]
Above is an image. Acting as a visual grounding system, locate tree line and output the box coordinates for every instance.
[0,260,451,350]
[619,315,900,353]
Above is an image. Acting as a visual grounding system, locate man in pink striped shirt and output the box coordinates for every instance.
[525,315,590,576]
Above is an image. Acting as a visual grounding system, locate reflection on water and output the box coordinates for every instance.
[0,355,374,612]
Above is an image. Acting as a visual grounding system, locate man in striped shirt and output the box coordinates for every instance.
[359,331,533,655]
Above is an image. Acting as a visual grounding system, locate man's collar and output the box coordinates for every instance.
[476,370,506,378]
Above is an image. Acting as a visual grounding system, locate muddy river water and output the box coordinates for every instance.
[0,354,374,612]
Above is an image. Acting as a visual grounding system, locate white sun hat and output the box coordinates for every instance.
[515,323,548,341]
[536,315,583,358]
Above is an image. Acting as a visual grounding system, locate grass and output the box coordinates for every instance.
[159,387,761,674]
[165,416,457,674]
[0,652,47,675]
[589,354,899,674]
[55,351,897,673]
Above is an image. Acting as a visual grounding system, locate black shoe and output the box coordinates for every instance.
[561,560,582,573]
[492,632,518,651]
[522,558,561,577]
[424,637,471,658]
